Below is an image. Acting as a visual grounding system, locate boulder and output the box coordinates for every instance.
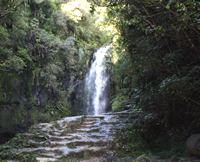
[186,134,200,157]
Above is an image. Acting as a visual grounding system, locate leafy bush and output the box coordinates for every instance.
[106,0,200,143]
[114,121,189,158]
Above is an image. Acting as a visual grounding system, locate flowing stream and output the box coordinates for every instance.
[85,46,110,115]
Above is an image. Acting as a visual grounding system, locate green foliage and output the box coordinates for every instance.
[111,92,129,112]
[0,133,37,161]
[114,122,188,158]
[114,122,146,157]
[45,97,72,121]
[0,0,114,149]
[101,0,200,156]
[18,48,31,62]
[83,151,91,159]
[1,55,26,71]
[67,143,76,149]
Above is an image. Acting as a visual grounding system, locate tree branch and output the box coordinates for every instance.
[177,94,200,106]
[144,19,156,29]
[0,1,24,20]
[170,39,200,59]
[142,6,156,27]
[159,2,200,35]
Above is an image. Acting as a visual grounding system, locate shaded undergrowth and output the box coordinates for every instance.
[114,122,189,159]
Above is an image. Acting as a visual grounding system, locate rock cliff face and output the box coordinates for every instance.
[0,105,26,144]
[68,75,87,116]
[0,71,87,144]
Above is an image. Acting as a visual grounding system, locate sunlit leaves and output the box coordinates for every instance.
[0,26,10,43]
[31,20,77,90]
[52,11,70,37]
[61,0,91,23]
[0,25,27,72]
[0,0,27,21]
[17,48,32,62]
[30,18,39,30]
[166,5,170,9]
[41,63,63,90]
[1,55,26,72]
[35,0,44,4]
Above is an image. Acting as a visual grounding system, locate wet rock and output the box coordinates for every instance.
[137,155,151,162]
[3,113,133,161]
[103,156,119,162]
[187,134,200,157]
[81,157,106,162]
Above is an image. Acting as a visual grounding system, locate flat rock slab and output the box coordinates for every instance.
[80,157,106,162]
[36,157,59,162]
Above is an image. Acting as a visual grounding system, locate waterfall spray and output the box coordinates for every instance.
[85,46,110,115]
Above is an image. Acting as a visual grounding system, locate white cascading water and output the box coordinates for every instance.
[85,46,110,115]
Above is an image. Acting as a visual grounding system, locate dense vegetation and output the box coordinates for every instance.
[0,0,109,143]
[97,0,200,157]
[0,0,200,159]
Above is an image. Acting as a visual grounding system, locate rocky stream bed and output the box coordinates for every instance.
[2,110,200,162]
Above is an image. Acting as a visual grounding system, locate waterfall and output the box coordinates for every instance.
[85,46,110,115]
